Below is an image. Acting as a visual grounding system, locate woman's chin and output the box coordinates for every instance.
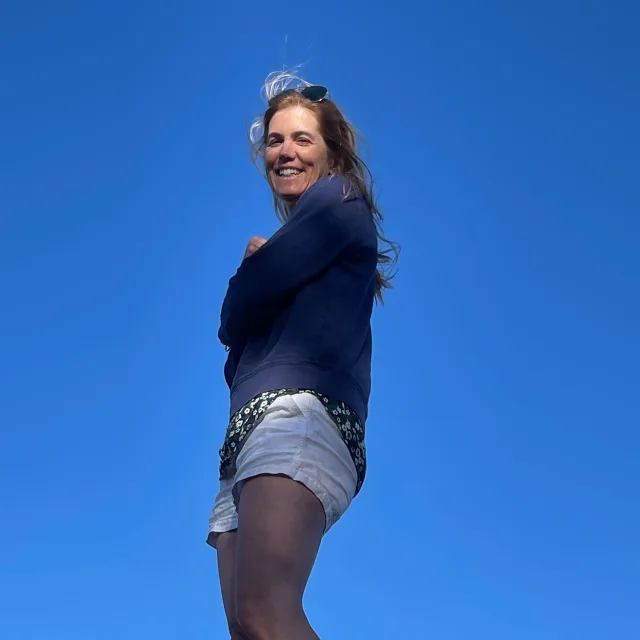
[272,175,321,203]
[276,186,303,201]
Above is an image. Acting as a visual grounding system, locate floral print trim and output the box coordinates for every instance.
[218,389,366,495]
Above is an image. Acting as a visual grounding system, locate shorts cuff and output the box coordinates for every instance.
[234,465,339,534]
[206,516,238,549]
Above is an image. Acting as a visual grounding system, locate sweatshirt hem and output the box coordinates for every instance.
[229,361,369,424]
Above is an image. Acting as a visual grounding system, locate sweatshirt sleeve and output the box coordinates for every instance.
[218,179,375,347]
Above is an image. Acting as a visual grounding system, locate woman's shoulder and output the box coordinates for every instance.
[304,177,377,249]
[299,175,365,211]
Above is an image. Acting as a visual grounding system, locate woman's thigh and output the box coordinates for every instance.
[235,474,325,617]
[216,477,325,639]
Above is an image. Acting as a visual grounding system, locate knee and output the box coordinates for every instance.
[227,617,248,640]
[234,600,270,640]
[235,595,291,640]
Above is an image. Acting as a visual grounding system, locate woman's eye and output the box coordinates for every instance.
[267,139,280,147]
[297,138,311,145]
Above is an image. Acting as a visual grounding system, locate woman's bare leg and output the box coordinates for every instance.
[234,474,325,640]
[216,531,248,639]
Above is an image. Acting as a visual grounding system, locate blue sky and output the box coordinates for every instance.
[1,1,638,638]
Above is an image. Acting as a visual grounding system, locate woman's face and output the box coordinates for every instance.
[265,105,332,206]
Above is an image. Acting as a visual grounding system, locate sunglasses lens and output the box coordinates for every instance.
[301,85,328,101]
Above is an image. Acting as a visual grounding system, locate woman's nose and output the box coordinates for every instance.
[279,139,295,160]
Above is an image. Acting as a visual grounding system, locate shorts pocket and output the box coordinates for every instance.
[273,393,306,418]
[288,392,317,417]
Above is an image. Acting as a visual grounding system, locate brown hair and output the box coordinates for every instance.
[250,76,399,302]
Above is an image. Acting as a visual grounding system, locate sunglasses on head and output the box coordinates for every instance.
[271,85,329,104]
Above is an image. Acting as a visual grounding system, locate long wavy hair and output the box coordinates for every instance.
[249,70,398,302]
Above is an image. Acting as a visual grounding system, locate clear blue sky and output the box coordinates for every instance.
[1,1,638,638]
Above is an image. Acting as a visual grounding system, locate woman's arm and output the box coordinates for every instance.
[219,178,376,347]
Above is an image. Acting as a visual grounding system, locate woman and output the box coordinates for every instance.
[207,71,397,640]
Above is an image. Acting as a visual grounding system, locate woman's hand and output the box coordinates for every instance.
[243,236,268,260]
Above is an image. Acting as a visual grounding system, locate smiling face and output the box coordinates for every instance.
[265,105,332,208]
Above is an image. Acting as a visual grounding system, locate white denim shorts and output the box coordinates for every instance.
[207,392,358,549]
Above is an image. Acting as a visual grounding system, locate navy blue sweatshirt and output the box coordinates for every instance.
[218,175,378,423]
